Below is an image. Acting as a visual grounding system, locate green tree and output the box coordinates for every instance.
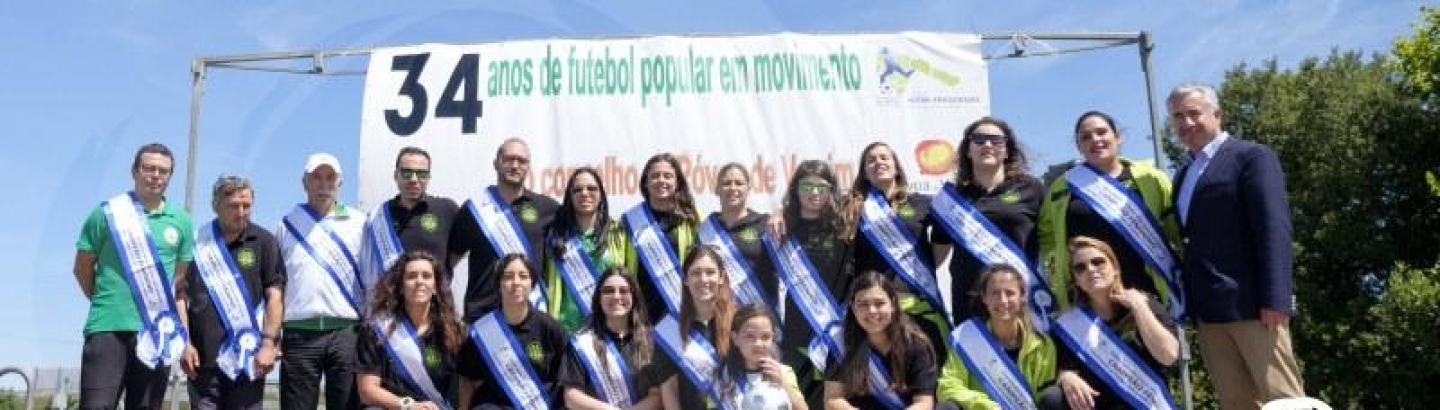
[1204,47,1440,408]
[1393,6,1440,104]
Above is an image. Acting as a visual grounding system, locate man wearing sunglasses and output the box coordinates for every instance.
[360,147,461,285]
[449,137,560,322]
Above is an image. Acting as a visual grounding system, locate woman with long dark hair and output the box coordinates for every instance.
[545,167,637,332]
[457,254,571,410]
[659,245,737,410]
[356,251,464,410]
[625,153,701,324]
[824,271,939,410]
[773,159,848,409]
[562,268,664,409]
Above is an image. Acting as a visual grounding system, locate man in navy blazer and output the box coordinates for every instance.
[1170,83,1305,409]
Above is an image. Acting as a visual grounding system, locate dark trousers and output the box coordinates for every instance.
[78,331,170,410]
[280,327,359,410]
[188,368,264,410]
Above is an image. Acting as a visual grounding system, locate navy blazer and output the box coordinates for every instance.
[1174,137,1295,323]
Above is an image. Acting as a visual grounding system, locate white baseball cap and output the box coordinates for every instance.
[304,153,343,174]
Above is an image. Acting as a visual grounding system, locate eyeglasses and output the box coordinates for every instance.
[398,168,431,180]
[969,133,1007,147]
[797,181,833,194]
[1071,256,1110,273]
[138,164,172,176]
[600,286,632,296]
[570,185,600,195]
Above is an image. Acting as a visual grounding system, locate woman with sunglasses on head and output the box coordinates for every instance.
[356,251,463,410]
[929,118,1045,323]
[562,268,664,410]
[940,264,1056,410]
[715,304,808,410]
[1038,237,1178,410]
[824,271,939,410]
[545,167,637,332]
[657,245,737,410]
[1037,111,1181,318]
[702,163,779,314]
[457,254,571,410]
[772,160,849,409]
[625,153,702,325]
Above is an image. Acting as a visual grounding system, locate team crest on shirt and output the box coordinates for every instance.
[738,227,759,244]
[163,226,180,245]
[424,345,442,368]
[896,204,916,219]
[1000,190,1021,204]
[518,206,539,223]
[236,248,257,269]
[420,213,439,232]
[525,341,545,364]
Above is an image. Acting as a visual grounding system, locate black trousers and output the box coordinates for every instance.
[78,331,170,410]
[280,327,359,410]
[188,368,265,410]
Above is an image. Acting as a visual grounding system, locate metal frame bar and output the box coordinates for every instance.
[182,34,1187,408]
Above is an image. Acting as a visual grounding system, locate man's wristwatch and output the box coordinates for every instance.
[398,396,415,410]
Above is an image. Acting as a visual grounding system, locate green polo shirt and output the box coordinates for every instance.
[75,198,194,335]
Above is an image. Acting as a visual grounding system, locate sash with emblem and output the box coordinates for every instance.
[698,214,773,310]
[1052,308,1177,410]
[282,203,364,316]
[858,188,947,323]
[465,186,547,312]
[361,202,404,289]
[1064,163,1184,320]
[622,204,685,316]
[555,233,602,318]
[373,314,452,409]
[654,316,733,410]
[949,318,1038,410]
[932,182,1054,331]
[194,220,266,381]
[469,311,550,410]
[101,192,188,368]
[570,330,636,406]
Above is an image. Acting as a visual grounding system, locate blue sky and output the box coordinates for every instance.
[0,1,1425,369]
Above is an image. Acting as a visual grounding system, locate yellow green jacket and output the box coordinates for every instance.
[544,224,638,332]
[938,323,1058,410]
[1037,158,1181,312]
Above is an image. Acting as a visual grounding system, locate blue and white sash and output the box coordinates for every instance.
[282,204,364,316]
[699,215,772,310]
[466,187,548,312]
[361,202,404,289]
[932,182,1055,331]
[571,330,635,406]
[1065,164,1185,320]
[654,316,733,410]
[949,318,1037,410]
[1051,308,1177,410]
[762,234,844,371]
[858,188,946,322]
[864,350,908,410]
[194,220,263,381]
[555,234,603,318]
[102,192,187,368]
[622,205,685,316]
[470,312,550,410]
[373,315,452,410]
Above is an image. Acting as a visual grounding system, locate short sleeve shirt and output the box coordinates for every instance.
[356,320,458,404]
[383,195,461,273]
[457,309,571,407]
[185,222,285,368]
[76,197,194,335]
[450,190,559,320]
[825,340,939,408]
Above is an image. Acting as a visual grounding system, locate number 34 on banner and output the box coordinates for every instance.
[370,49,484,137]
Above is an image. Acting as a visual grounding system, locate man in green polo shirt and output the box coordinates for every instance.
[73,143,195,410]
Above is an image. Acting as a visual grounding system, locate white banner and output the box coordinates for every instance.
[359,32,989,211]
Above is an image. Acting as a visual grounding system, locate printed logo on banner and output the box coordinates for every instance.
[914,139,958,175]
[874,47,974,108]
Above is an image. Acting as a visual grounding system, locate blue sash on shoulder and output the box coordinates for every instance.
[762,234,844,370]
[570,330,636,406]
[373,314,452,409]
[102,192,187,368]
[466,186,548,312]
[282,204,364,316]
[555,233,602,318]
[622,204,685,316]
[470,311,550,410]
[949,318,1037,410]
[931,182,1054,331]
[1051,308,1177,410]
[1065,164,1185,320]
[858,188,947,323]
[655,316,733,410]
[698,214,773,310]
[194,220,263,381]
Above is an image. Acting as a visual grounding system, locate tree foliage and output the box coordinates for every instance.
[1393,6,1440,104]
[1200,22,1440,407]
